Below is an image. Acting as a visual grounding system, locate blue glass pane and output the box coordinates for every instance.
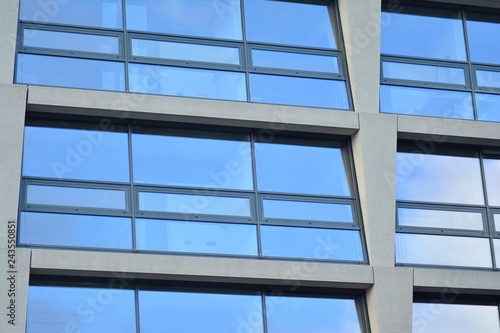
[129,63,246,101]
[17,54,125,91]
[380,85,474,119]
[255,143,351,196]
[382,61,466,85]
[266,296,362,333]
[23,126,129,182]
[263,199,353,223]
[136,219,258,255]
[476,93,500,122]
[483,158,500,206]
[250,74,349,109]
[398,207,483,231]
[467,20,500,65]
[381,11,466,60]
[261,226,364,261]
[27,286,136,333]
[245,0,336,48]
[20,0,122,29]
[139,290,263,333]
[396,152,484,205]
[19,212,132,249]
[396,233,492,268]
[476,70,500,89]
[126,0,242,40]
[252,49,339,73]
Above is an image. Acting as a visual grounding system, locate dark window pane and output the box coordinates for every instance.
[19,212,132,250]
[245,0,336,48]
[136,219,257,255]
[17,54,125,91]
[261,226,364,261]
[483,158,500,205]
[138,192,251,217]
[381,11,466,60]
[139,290,263,333]
[20,0,122,29]
[129,63,246,101]
[27,286,136,333]
[27,185,126,210]
[131,39,240,65]
[398,207,483,231]
[250,73,349,109]
[255,143,351,196]
[476,70,500,89]
[476,93,500,123]
[23,126,129,182]
[467,19,500,65]
[382,61,466,85]
[252,49,339,73]
[263,199,353,223]
[132,133,253,190]
[396,233,492,268]
[126,0,242,40]
[380,85,474,119]
[266,296,362,333]
[396,152,484,205]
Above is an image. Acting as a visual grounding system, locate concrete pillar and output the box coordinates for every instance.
[0,0,20,84]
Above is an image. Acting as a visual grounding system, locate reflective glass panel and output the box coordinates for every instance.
[398,208,484,231]
[255,143,350,196]
[128,63,246,101]
[467,19,500,65]
[17,54,125,91]
[131,39,240,65]
[23,126,129,182]
[381,11,466,60]
[413,303,500,333]
[495,239,500,266]
[27,286,136,333]
[263,199,353,223]
[250,74,349,109]
[252,49,339,73]
[382,61,466,85]
[132,133,252,190]
[396,152,484,205]
[139,290,263,333]
[380,85,474,119]
[138,192,251,217]
[266,296,362,333]
[245,0,336,48]
[27,185,126,210]
[395,233,492,268]
[136,219,257,255]
[476,93,500,123]
[20,0,123,29]
[126,0,242,40]
[19,212,132,249]
[24,29,119,54]
[476,69,500,89]
[261,226,364,261]
[484,158,500,205]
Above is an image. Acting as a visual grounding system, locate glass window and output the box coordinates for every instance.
[262,199,353,223]
[476,93,500,122]
[398,207,484,231]
[252,49,339,74]
[484,158,500,206]
[382,61,466,86]
[467,19,500,65]
[476,69,500,89]
[495,214,500,232]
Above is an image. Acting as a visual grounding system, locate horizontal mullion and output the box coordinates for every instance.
[22,176,131,187]
[259,192,354,202]
[380,54,469,67]
[22,206,131,217]
[395,261,494,271]
[397,200,487,210]
[260,218,358,230]
[249,66,343,80]
[18,21,124,34]
[128,56,244,72]
[396,225,489,237]
[134,185,255,197]
[381,78,470,91]
[247,41,339,54]
[127,32,243,50]
[18,48,124,62]
[135,211,256,224]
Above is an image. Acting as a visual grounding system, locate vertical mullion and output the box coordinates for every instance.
[251,132,263,258]
[261,290,269,333]
[128,122,138,252]
[478,149,496,270]
[240,0,251,102]
[135,284,141,333]
[122,0,130,92]
[461,8,478,120]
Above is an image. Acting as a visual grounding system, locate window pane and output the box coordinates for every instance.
[17,54,125,91]
[398,207,484,231]
[381,11,466,60]
[132,133,253,190]
[261,226,364,261]
[126,0,242,40]
[476,93,500,123]
[24,29,120,54]
[136,219,257,255]
[396,152,484,205]
[484,158,500,205]
[495,214,500,232]
[266,296,362,333]
[382,61,466,85]
[19,212,132,249]
[27,185,126,210]
[128,63,246,101]
[131,39,240,65]
[263,199,353,223]
[413,303,500,333]
[467,19,500,65]
[380,85,474,119]
[245,0,336,48]
[495,239,500,266]
[23,126,129,182]
[252,49,339,73]
[138,192,251,217]
[27,286,136,333]
[395,233,492,268]
[255,143,351,196]
[250,73,349,109]
[139,290,263,333]
[476,70,500,89]
[20,0,123,29]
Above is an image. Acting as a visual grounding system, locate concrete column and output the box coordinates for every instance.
[0,0,20,84]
